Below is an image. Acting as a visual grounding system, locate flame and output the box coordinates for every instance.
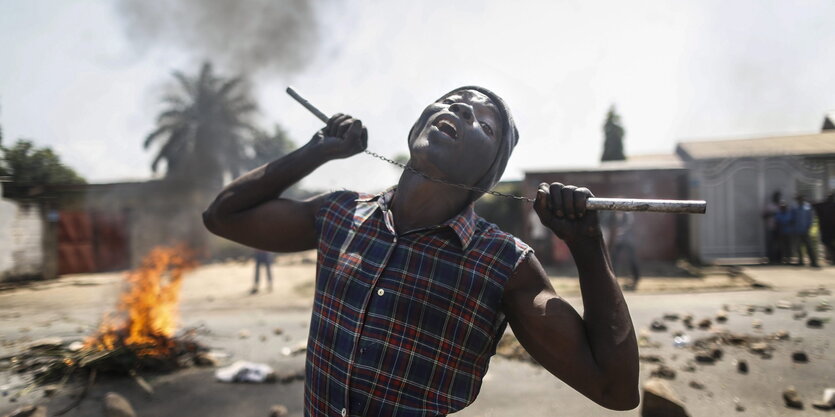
[86,245,196,357]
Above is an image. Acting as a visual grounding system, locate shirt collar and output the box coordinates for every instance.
[356,187,478,249]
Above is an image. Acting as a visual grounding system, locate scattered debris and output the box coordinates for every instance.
[641,378,691,417]
[650,365,676,380]
[793,311,808,320]
[791,351,809,363]
[806,318,825,328]
[650,320,668,332]
[715,311,728,323]
[281,342,307,357]
[783,386,804,409]
[736,359,749,374]
[662,313,680,321]
[1,405,47,417]
[763,306,773,314]
[193,351,220,367]
[751,319,763,329]
[749,342,772,355]
[813,388,835,410]
[238,329,251,339]
[771,330,790,340]
[273,328,284,336]
[734,397,745,412]
[694,351,715,364]
[103,392,136,417]
[688,380,704,390]
[680,363,696,373]
[816,301,832,312]
[776,300,794,309]
[269,404,290,417]
[697,319,712,330]
[673,335,691,348]
[639,354,664,363]
[682,314,694,329]
[215,361,276,383]
[797,287,831,297]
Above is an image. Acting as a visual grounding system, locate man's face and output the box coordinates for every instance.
[407,89,503,187]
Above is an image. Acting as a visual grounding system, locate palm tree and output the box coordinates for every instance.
[144,62,257,188]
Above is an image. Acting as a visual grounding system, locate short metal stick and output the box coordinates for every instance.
[586,198,706,214]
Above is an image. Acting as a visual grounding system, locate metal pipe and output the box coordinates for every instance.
[586,198,706,214]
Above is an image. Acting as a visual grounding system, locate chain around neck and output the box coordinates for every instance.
[362,150,535,203]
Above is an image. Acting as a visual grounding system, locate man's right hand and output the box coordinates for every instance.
[310,113,368,160]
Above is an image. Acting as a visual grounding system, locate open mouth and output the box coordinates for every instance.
[434,118,458,139]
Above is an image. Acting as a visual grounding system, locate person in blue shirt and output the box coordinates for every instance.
[773,201,794,264]
[791,194,819,267]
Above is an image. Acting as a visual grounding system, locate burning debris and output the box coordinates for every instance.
[1,246,209,409]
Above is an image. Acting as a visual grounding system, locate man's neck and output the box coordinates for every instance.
[390,170,471,233]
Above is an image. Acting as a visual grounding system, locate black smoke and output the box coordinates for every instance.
[115,0,323,75]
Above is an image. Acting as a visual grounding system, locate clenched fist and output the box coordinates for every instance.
[310,113,368,160]
[534,182,603,244]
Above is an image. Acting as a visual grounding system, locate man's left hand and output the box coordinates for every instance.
[533,182,602,244]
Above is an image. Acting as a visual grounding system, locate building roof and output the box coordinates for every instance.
[676,132,835,161]
[526,153,684,175]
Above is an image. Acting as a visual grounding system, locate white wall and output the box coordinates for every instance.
[0,184,44,281]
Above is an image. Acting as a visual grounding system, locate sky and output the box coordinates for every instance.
[1,0,835,193]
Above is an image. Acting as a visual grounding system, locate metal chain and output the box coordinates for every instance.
[362,150,535,203]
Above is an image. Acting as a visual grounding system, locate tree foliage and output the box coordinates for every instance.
[0,139,86,185]
[601,105,626,162]
[144,62,259,188]
[247,124,296,170]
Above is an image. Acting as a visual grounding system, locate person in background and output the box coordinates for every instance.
[813,192,835,265]
[607,211,640,290]
[762,191,782,264]
[773,201,794,265]
[252,249,274,293]
[791,194,819,268]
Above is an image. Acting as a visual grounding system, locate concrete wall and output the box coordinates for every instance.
[686,156,833,263]
[0,184,44,281]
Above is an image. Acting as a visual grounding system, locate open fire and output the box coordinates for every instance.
[86,245,196,357]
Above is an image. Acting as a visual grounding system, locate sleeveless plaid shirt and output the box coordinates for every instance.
[305,189,532,417]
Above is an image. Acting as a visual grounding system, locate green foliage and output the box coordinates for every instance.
[0,139,86,185]
[247,124,296,170]
[145,61,259,188]
[601,105,626,162]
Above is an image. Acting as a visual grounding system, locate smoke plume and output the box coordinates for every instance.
[115,0,322,75]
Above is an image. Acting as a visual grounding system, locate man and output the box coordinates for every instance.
[813,192,835,265]
[203,87,639,416]
[762,191,782,264]
[251,249,273,294]
[774,201,794,264]
[606,211,640,290]
[791,194,819,267]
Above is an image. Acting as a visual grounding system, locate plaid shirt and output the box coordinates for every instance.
[305,189,531,417]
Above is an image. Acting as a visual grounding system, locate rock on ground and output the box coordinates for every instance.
[103,392,137,417]
[641,378,691,417]
[269,404,289,416]
[1,405,47,417]
[783,386,804,409]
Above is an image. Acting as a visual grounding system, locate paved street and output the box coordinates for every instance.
[0,258,832,416]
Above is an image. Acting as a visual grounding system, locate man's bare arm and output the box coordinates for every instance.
[502,183,639,410]
[202,114,367,252]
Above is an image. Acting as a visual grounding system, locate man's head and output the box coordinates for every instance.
[407,86,519,203]
[779,200,788,211]
[796,193,806,204]
[771,190,781,204]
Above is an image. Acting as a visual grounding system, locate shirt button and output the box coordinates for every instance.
[341,408,347,417]
[377,288,385,296]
